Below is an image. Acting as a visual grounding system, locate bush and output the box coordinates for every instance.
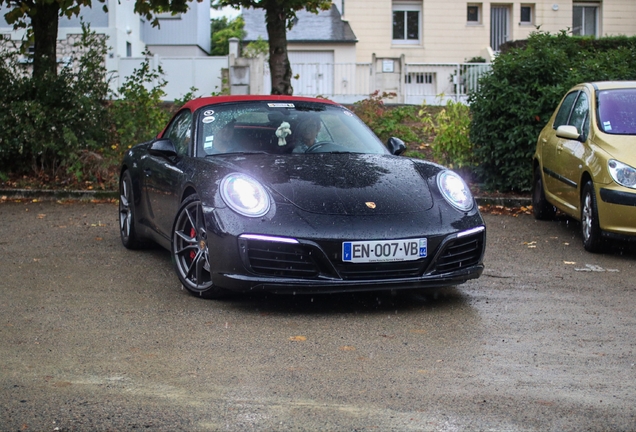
[470,31,636,191]
[421,99,473,171]
[0,24,111,184]
[351,91,422,145]
[109,53,170,151]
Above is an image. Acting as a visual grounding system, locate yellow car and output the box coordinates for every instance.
[533,81,636,252]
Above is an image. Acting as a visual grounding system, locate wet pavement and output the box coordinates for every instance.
[0,200,635,431]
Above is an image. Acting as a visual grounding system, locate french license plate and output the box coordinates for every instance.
[342,238,427,263]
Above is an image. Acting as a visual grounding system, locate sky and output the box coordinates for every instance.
[210,6,242,20]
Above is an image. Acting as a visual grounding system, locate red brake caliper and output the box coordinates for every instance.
[189,227,196,261]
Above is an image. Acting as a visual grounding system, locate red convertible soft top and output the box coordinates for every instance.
[182,95,340,112]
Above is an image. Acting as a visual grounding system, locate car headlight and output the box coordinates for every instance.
[608,159,636,189]
[437,170,474,212]
[220,173,270,217]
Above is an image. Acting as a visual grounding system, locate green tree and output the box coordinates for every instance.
[1,0,195,79]
[212,0,331,95]
[210,16,245,56]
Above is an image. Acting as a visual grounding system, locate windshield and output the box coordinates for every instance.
[597,89,636,135]
[196,101,388,156]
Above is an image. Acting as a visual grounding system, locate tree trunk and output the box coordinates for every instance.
[31,1,60,79]
[265,4,293,95]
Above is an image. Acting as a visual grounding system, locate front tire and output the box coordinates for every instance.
[581,181,604,253]
[172,195,227,299]
[532,166,556,220]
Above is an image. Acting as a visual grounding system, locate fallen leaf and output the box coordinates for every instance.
[95,237,103,241]
[37,214,46,219]
[289,336,307,342]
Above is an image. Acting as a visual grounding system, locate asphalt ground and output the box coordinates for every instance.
[1,199,635,431]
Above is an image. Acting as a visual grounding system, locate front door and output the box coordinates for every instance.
[490,6,509,51]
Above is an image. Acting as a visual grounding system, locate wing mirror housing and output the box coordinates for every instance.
[149,138,178,158]
[387,137,406,156]
[556,125,583,141]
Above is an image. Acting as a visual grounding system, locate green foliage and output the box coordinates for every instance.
[0,24,111,183]
[421,99,473,170]
[210,16,245,56]
[351,92,421,145]
[172,87,199,110]
[243,36,269,58]
[469,31,636,191]
[110,52,170,150]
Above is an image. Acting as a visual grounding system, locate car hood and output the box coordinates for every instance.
[595,133,636,165]
[212,153,436,216]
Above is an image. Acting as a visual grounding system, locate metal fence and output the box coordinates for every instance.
[264,61,492,105]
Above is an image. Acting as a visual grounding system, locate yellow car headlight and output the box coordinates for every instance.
[608,159,636,189]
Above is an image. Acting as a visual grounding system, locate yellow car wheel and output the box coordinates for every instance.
[581,181,604,253]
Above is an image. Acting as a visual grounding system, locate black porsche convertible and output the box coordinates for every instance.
[118,95,485,298]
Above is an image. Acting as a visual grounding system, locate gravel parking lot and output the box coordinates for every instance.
[1,200,635,431]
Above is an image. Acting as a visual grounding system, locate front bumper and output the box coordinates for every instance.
[598,186,636,237]
[209,225,486,294]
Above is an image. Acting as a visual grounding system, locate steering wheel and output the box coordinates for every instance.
[305,141,332,153]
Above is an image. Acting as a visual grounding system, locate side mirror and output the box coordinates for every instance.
[387,137,406,156]
[149,138,178,158]
[556,125,582,141]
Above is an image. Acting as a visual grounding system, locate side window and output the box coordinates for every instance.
[569,92,589,135]
[553,91,579,129]
[164,110,193,156]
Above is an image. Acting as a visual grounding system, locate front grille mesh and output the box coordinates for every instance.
[334,261,424,280]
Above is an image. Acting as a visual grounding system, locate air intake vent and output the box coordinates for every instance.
[243,240,319,278]
[335,260,424,280]
[432,232,484,274]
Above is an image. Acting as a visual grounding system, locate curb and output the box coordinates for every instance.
[0,188,119,201]
[1,188,532,208]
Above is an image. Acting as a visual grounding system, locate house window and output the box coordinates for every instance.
[467,4,482,24]
[126,42,132,57]
[393,2,421,44]
[573,3,599,36]
[520,4,533,24]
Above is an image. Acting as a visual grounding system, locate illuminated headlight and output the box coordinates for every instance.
[220,173,270,217]
[437,170,474,212]
[609,159,636,189]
